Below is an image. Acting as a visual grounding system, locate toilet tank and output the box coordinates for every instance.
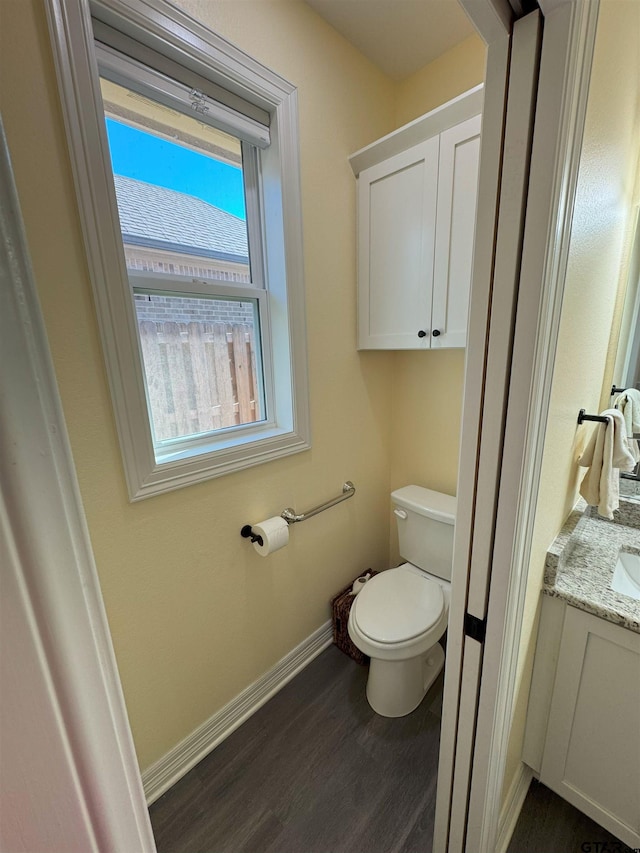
[392,485,456,581]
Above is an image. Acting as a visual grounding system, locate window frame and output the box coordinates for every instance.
[44,0,310,500]
[130,272,273,454]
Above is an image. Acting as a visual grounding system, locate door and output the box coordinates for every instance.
[431,114,481,349]
[540,608,640,848]
[434,12,542,851]
[357,137,439,349]
[433,2,600,851]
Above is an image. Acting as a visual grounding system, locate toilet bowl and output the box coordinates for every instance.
[348,564,449,716]
[347,485,456,717]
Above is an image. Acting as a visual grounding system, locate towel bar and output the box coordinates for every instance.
[577,409,609,425]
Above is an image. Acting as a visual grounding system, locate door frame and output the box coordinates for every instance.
[434,1,600,851]
[0,119,156,851]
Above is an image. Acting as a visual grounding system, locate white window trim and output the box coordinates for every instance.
[43,0,310,500]
[95,38,271,148]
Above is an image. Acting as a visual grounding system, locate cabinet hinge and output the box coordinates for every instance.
[464,613,487,644]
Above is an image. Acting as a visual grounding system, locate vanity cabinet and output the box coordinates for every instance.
[354,112,481,350]
[526,599,640,848]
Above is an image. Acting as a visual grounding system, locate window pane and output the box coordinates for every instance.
[134,293,264,445]
[100,77,254,285]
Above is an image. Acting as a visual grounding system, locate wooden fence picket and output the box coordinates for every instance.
[139,320,172,441]
[187,321,216,435]
[212,323,237,428]
[163,321,192,437]
[137,320,259,442]
[231,325,254,424]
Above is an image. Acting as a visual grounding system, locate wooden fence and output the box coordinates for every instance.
[138,320,260,443]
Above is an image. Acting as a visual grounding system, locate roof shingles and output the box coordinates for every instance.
[113,175,248,261]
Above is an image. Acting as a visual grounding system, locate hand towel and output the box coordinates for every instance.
[612,387,640,463]
[613,386,640,434]
[578,408,637,519]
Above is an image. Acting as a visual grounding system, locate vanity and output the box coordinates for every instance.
[523,498,640,848]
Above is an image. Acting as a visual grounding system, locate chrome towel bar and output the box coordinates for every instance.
[281,481,355,524]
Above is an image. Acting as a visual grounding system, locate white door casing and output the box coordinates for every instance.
[435,1,601,851]
[0,120,155,852]
[465,3,600,849]
[434,10,542,852]
[432,16,513,853]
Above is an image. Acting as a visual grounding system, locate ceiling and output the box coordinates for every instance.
[304,0,476,81]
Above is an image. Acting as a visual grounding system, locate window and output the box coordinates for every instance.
[45,0,310,499]
[98,53,268,452]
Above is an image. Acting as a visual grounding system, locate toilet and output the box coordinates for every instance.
[348,485,455,717]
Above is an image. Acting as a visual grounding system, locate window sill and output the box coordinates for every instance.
[131,426,311,500]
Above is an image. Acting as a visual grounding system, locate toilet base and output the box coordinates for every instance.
[365,642,445,717]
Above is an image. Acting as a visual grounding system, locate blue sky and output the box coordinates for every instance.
[105,118,246,220]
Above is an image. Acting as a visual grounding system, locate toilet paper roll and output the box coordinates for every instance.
[351,577,368,595]
[252,516,289,556]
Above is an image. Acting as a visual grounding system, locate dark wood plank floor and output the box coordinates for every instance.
[507,779,635,853]
[150,644,633,853]
[150,645,443,853]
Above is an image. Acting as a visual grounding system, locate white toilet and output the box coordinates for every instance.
[348,485,455,717]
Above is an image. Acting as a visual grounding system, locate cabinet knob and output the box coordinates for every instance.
[432,329,441,337]
[418,330,427,338]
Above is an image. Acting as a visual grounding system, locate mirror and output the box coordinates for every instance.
[613,210,640,392]
[611,206,640,492]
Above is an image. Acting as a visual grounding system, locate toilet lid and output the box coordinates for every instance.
[353,567,445,644]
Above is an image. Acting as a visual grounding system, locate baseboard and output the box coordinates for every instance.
[495,763,534,853]
[142,620,333,805]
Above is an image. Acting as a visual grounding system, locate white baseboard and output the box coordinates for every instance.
[142,620,333,805]
[495,763,534,853]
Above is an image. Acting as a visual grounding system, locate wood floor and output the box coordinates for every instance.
[150,645,443,853]
[150,644,633,853]
[507,779,635,853]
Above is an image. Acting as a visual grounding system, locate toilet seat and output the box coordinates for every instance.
[352,566,446,645]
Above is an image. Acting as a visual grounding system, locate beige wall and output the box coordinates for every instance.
[2,0,398,771]
[1,0,485,773]
[502,0,640,804]
[388,33,486,561]
[395,33,487,127]
[390,350,467,497]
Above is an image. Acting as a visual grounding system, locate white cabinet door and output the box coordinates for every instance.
[357,137,439,349]
[432,115,481,349]
[540,606,640,849]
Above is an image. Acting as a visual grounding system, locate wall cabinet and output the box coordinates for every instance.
[525,599,640,848]
[353,108,481,351]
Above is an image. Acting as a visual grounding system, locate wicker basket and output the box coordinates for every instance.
[331,572,378,665]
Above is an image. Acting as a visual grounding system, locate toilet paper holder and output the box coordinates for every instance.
[240,481,356,544]
[240,525,263,546]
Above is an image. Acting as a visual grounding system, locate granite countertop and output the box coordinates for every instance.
[544,497,640,633]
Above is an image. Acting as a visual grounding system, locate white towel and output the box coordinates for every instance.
[612,387,640,463]
[613,387,640,435]
[578,408,637,519]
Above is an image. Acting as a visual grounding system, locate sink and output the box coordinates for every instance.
[611,551,640,601]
